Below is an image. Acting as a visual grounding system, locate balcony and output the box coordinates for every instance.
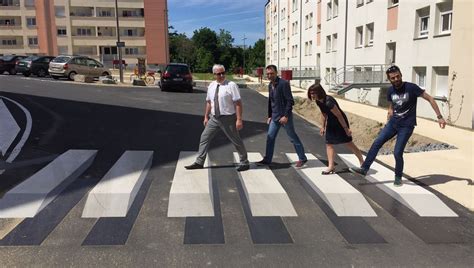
[0,0,20,8]
[70,7,94,17]
[0,16,21,28]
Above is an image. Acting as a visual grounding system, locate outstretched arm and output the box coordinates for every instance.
[421,91,446,129]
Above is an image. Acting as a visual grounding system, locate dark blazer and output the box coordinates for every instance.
[268,77,295,121]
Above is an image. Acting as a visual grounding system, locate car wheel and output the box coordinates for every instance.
[68,72,77,81]
[161,85,167,92]
[9,68,17,75]
[37,68,47,77]
[52,76,60,80]
[187,86,193,93]
[23,72,31,77]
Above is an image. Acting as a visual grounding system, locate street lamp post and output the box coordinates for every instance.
[115,0,123,83]
[242,34,247,76]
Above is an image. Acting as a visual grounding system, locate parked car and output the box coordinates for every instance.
[48,55,110,80]
[0,55,27,75]
[159,63,193,93]
[16,56,56,77]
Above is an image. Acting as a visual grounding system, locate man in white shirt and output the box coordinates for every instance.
[185,64,249,171]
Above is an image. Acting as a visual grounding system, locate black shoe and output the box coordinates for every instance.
[256,159,270,166]
[236,164,250,172]
[394,176,403,187]
[349,167,367,176]
[185,163,203,170]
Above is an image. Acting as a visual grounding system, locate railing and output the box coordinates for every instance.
[325,64,391,90]
[280,66,321,80]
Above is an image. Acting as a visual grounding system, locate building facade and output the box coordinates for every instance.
[265,0,472,129]
[0,0,169,66]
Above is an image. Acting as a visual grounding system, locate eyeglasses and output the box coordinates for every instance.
[214,72,225,76]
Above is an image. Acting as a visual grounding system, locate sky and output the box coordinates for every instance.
[167,0,268,47]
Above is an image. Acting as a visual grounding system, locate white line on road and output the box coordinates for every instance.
[338,154,458,217]
[0,96,32,175]
[286,153,377,217]
[0,99,20,157]
[81,151,153,218]
[0,150,97,218]
[234,152,297,217]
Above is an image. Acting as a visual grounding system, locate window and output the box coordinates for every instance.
[24,0,34,6]
[281,48,285,59]
[273,14,277,25]
[98,10,112,17]
[433,67,449,97]
[326,35,331,52]
[57,28,67,36]
[26,17,36,27]
[28,37,38,46]
[357,0,364,7]
[327,2,332,20]
[308,41,313,55]
[292,0,298,12]
[281,28,286,40]
[413,67,426,88]
[273,50,277,61]
[419,16,429,36]
[389,0,399,7]
[332,34,337,51]
[355,26,363,47]
[76,28,92,36]
[305,42,308,56]
[333,0,339,17]
[366,0,373,3]
[280,8,286,20]
[439,11,452,34]
[125,47,139,55]
[292,21,298,35]
[308,13,313,28]
[366,23,374,46]
[273,33,277,43]
[1,39,17,46]
[55,6,65,17]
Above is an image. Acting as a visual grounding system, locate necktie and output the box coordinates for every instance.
[214,84,220,117]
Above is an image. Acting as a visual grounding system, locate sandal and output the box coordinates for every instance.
[321,169,336,175]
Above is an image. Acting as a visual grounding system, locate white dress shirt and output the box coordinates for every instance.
[206,80,241,116]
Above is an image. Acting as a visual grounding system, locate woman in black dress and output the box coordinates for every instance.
[307,84,364,174]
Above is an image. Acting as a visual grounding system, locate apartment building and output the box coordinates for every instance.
[0,0,169,66]
[265,0,472,129]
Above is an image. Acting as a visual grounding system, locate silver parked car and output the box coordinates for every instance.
[48,55,110,80]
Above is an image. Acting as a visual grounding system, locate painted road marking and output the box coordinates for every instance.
[82,151,153,218]
[0,150,97,218]
[234,152,297,217]
[167,151,214,217]
[0,99,20,157]
[286,153,377,217]
[338,154,458,217]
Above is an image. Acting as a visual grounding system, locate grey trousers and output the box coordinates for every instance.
[195,114,249,165]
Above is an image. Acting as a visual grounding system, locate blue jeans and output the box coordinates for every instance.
[264,114,307,162]
[362,120,414,177]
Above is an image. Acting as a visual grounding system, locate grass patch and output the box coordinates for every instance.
[193,73,240,81]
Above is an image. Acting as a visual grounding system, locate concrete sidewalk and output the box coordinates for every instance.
[245,75,473,211]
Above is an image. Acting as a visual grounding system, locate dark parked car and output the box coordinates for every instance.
[16,56,56,77]
[0,55,27,75]
[159,63,193,93]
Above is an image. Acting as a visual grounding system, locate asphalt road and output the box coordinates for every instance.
[0,75,473,267]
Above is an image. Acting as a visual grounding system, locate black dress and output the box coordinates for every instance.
[316,96,352,144]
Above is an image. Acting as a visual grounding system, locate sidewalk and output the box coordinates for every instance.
[245,75,473,211]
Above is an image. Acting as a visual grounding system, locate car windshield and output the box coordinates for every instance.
[165,65,189,74]
[2,55,15,61]
[23,56,39,61]
[52,56,71,63]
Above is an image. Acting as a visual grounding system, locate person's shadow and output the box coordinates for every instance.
[413,174,473,186]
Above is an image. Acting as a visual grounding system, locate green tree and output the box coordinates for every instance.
[194,48,214,73]
[191,27,218,54]
[247,39,265,70]
[169,33,195,64]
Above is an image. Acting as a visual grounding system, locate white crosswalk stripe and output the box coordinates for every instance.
[234,152,297,217]
[286,153,377,217]
[338,154,458,217]
[82,151,153,218]
[167,151,214,217]
[0,150,97,218]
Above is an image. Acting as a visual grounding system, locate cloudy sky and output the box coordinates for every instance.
[167,0,268,46]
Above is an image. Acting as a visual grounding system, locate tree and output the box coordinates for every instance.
[194,48,214,73]
[192,27,218,54]
[217,29,234,48]
[169,33,195,64]
[247,39,265,70]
